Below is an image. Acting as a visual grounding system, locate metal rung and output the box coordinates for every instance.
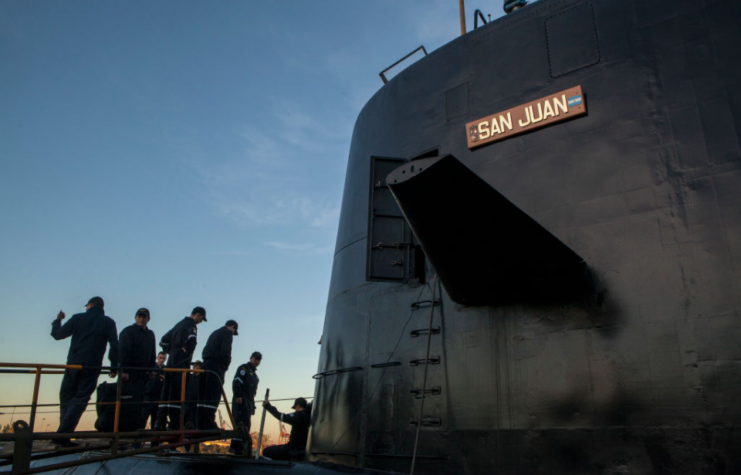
[410,356,440,367]
[312,366,363,379]
[411,300,440,310]
[410,387,441,398]
[410,327,440,338]
[409,417,442,427]
[370,362,402,369]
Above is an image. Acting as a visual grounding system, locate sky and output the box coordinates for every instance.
[0,0,506,439]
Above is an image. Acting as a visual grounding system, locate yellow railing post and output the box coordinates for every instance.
[179,371,187,436]
[112,371,123,454]
[29,368,42,432]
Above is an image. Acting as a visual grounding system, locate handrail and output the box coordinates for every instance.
[0,362,206,372]
[0,361,211,439]
[474,9,487,29]
[0,361,314,474]
[378,46,428,84]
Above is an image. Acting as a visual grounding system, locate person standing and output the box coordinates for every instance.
[153,307,207,431]
[261,397,311,461]
[198,319,238,430]
[229,351,261,456]
[51,296,119,447]
[118,308,156,419]
[141,351,166,429]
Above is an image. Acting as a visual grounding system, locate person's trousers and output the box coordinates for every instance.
[124,374,146,429]
[58,367,101,435]
[140,399,159,429]
[197,361,225,430]
[229,400,253,455]
[155,354,189,430]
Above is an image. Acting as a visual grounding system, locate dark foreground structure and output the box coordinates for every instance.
[308,0,741,473]
[2,452,393,475]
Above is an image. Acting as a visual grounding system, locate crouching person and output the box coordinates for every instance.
[229,351,261,456]
[262,397,311,461]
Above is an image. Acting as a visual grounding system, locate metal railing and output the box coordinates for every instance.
[0,362,240,475]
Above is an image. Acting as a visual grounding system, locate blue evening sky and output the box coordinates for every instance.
[0,1,504,434]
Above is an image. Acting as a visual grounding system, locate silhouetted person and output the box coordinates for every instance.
[230,351,261,456]
[153,306,206,430]
[261,397,310,461]
[119,307,156,424]
[141,351,166,429]
[199,319,238,429]
[51,296,119,447]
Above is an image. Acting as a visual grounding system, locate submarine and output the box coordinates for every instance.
[4,0,741,473]
[308,0,741,473]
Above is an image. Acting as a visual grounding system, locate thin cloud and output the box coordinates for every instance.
[181,100,344,232]
[266,241,334,256]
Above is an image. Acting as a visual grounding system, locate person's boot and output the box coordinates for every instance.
[56,439,79,448]
[229,440,244,456]
[152,417,166,431]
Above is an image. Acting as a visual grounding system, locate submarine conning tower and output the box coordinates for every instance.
[309,0,741,473]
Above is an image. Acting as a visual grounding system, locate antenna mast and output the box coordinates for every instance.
[459,0,466,35]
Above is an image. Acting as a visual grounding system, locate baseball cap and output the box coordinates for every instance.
[86,296,104,308]
[136,308,150,318]
[226,319,239,336]
[192,306,207,321]
[292,397,308,410]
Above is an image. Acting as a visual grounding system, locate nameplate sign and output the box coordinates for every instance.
[466,85,586,149]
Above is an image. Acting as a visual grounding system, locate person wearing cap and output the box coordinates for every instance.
[118,308,156,427]
[229,351,261,456]
[153,306,206,431]
[118,309,156,382]
[198,319,238,430]
[262,396,311,460]
[51,296,119,447]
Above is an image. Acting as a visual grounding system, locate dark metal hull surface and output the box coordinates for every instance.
[310,0,741,473]
[0,452,396,475]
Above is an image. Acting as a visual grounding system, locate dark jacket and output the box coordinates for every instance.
[232,362,259,407]
[160,317,198,367]
[144,367,165,399]
[51,307,119,366]
[265,403,310,452]
[119,324,156,375]
[202,326,233,371]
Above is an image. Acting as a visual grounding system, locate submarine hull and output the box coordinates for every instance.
[310,0,741,473]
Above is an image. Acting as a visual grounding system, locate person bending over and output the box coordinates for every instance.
[261,397,310,461]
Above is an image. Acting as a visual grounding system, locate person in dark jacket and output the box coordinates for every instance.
[153,306,206,430]
[51,296,119,447]
[198,319,238,430]
[141,351,166,429]
[119,308,156,379]
[118,308,156,411]
[229,351,261,456]
[261,397,311,461]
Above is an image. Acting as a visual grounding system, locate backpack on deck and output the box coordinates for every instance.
[94,381,142,432]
